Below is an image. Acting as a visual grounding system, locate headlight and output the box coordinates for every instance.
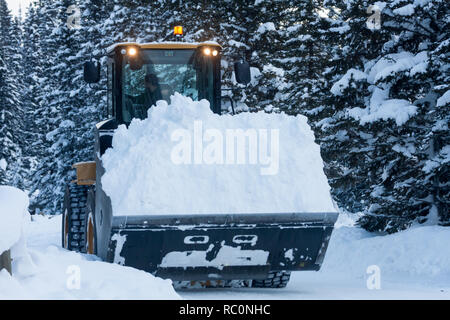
[128,47,137,56]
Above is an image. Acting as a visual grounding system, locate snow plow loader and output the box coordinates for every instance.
[62,32,338,288]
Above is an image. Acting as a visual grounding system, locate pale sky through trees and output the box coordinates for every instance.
[7,0,32,16]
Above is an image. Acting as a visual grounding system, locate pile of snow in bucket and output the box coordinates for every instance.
[101,93,336,215]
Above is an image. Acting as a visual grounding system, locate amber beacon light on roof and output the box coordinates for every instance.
[174,25,183,36]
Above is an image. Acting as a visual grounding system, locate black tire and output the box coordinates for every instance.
[62,183,90,253]
[251,271,291,288]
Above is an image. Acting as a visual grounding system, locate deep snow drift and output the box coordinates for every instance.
[0,190,179,300]
[0,186,29,254]
[323,215,450,281]
[102,93,336,215]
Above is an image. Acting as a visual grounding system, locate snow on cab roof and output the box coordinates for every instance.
[106,41,221,53]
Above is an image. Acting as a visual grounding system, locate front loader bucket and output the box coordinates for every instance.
[107,212,338,281]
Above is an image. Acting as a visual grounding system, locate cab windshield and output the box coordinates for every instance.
[122,49,214,123]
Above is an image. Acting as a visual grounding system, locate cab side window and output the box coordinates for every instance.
[107,62,114,117]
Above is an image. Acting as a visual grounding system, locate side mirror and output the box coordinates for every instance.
[84,61,100,83]
[234,59,251,85]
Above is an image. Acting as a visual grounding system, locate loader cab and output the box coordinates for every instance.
[104,42,222,125]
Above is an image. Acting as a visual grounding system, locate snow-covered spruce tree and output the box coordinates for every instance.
[46,0,106,214]
[100,0,159,44]
[278,0,332,116]
[427,29,450,225]
[78,0,110,134]
[104,0,136,43]
[243,0,292,113]
[156,0,220,42]
[27,0,65,213]
[132,1,161,43]
[217,0,256,108]
[21,3,45,211]
[381,0,448,229]
[412,0,450,227]
[13,13,36,191]
[21,4,46,147]
[207,0,290,113]
[0,0,24,186]
[16,6,43,193]
[26,0,62,213]
[353,0,450,231]
[0,53,20,186]
[326,0,449,232]
[29,0,89,213]
[312,0,391,215]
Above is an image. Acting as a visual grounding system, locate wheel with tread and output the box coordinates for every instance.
[251,271,291,288]
[62,183,95,253]
[84,188,97,255]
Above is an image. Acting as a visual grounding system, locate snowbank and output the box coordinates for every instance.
[323,223,450,282]
[0,186,29,254]
[0,247,180,299]
[4,214,448,299]
[101,93,335,216]
[0,215,180,299]
[0,191,179,299]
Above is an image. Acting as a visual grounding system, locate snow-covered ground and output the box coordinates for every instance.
[1,211,448,300]
[0,214,179,299]
[0,186,29,254]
